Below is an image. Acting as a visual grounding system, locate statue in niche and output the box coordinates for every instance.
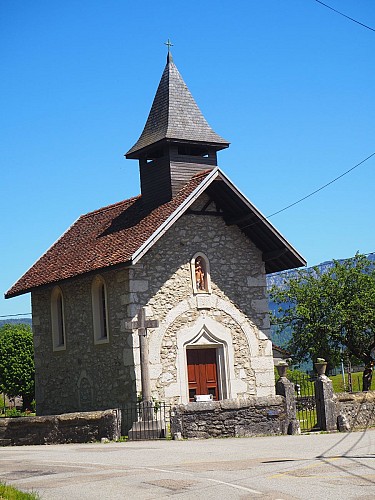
[195,257,206,291]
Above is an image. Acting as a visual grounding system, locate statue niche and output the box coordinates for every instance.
[191,254,211,294]
[195,257,205,291]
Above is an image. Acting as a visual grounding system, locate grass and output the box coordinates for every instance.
[0,483,40,500]
[296,408,317,432]
[285,367,375,394]
[0,409,36,418]
[329,371,375,393]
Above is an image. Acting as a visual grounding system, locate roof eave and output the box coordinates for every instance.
[126,138,230,160]
[214,171,307,270]
[131,167,306,272]
[5,260,133,299]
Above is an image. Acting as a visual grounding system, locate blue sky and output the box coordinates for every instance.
[1,0,374,317]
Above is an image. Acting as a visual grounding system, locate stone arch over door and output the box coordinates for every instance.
[176,317,237,404]
[150,296,261,361]
[149,296,274,402]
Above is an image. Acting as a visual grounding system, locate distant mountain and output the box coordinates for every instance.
[267,252,375,350]
[267,252,375,289]
[0,318,32,328]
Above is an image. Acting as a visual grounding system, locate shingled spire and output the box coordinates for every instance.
[126,52,229,208]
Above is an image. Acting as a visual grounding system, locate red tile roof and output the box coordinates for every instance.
[5,171,211,298]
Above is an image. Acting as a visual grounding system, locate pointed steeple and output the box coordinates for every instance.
[126,53,229,209]
[126,54,229,159]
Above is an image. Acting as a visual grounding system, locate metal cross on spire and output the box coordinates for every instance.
[164,38,173,54]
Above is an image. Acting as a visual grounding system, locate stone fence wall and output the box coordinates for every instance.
[170,397,288,439]
[0,409,121,446]
[335,391,375,431]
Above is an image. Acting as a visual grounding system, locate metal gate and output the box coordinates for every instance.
[290,373,319,432]
[120,401,171,440]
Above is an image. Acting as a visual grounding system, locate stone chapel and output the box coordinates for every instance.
[5,52,306,416]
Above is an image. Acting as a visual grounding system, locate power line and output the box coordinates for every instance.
[0,313,31,318]
[240,152,375,230]
[315,0,375,32]
[267,151,375,218]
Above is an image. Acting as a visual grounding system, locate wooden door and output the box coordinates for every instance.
[187,348,218,402]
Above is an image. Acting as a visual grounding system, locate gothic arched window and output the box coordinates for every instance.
[92,276,109,344]
[51,286,66,351]
[191,253,211,294]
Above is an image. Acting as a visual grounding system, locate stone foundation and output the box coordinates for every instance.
[0,409,121,446]
[170,397,288,439]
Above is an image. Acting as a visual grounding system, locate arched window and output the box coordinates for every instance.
[190,253,211,294]
[92,276,109,344]
[51,286,66,351]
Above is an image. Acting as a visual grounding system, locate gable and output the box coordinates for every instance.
[5,168,305,299]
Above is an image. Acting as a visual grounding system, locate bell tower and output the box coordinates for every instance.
[126,51,229,209]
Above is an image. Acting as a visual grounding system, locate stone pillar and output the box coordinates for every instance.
[275,376,300,435]
[139,331,153,420]
[314,374,337,431]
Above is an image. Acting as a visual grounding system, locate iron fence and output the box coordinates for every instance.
[120,401,171,440]
[289,373,319,432]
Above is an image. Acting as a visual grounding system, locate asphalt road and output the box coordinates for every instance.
[1,430,375,499]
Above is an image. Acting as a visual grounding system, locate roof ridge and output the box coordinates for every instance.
[80,195,141,219]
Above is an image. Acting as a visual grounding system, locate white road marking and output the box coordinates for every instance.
[1,458,263,494]
[144,466,262,494]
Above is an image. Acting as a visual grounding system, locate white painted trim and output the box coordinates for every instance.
[91,275,110,345]
[51,286,66,351]
[176,317,237,403]
[214,170,306,264]
[131,168,220,265]
[131,166,305,267]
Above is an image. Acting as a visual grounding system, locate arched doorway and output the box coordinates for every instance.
[182,324,229,402]
[186,347,219,401]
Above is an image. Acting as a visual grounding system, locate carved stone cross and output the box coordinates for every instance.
[129,308,159,407]
[131,307,159,336]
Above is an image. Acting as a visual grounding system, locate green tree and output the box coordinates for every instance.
[0,323,35,410]
[269,254,375,391]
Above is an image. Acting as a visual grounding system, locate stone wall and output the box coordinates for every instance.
[32,267,136,415]
[128,194,275,403]
[170,397,288,439]
[335,391,375,431]
[0,409,121,446]
[31,192,275,414]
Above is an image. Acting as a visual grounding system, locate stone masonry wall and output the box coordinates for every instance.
[0,409,121,446]
[126,193,275,403]
[31,193,274,414]
[171,397,288,439]
[32,267,136,415]
[335,391,375,431]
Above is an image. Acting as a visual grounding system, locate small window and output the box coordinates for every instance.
[51,286,66,351]
[191,253,211,294]
[92,276,109,344]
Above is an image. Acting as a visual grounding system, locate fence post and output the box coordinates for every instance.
[275,367,300,435]
[314,370,337,432]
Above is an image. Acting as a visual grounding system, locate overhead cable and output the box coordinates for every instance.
[315,0,375,32]
[267,152,375,218]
